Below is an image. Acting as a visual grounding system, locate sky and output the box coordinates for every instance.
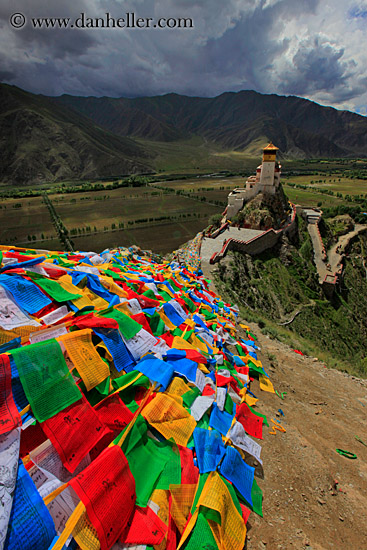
[1,0,367,114]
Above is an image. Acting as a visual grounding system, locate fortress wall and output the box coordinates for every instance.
[230,230,280,255]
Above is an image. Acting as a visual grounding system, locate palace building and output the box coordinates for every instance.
[226,143,281,219]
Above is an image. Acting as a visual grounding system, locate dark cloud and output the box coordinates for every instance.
[278,37,367,104]
[0,0,365,111]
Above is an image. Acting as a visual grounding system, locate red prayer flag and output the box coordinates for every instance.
[19,421,48,458]
[178,446,199,485]
[120,505,167,545]
[202,384,215,397]
[136,295,161,308]
[0,354,21,435]
[160,332,174,346]
[131,313,154,336]
[185,349,207,364]
[215,373,232,387]
[42,267,68,279]
[236,403,263,439]
[69,445,136,550]
[41,395,108,473]
[94,393,133,435]
[71,314,119,330]
[240,503,251,524]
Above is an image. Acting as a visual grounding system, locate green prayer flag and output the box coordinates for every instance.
[112,370,150,391]
[224,393,234,415]
[143,289,158,300]
[147,312,166,337]
[184,512,219,550]
[155,442,181,490]
[104,269,124,281]
[248,360,266,378]
[27,273,82,302]
[182,295,196,313]
[158,290,173,302]
[12,339,81,422]
[101,309,142,339]
[116,415,171,506]
[182,387,201,409]
[251,478,263,517]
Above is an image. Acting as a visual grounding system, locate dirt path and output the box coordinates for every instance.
[327,224,367,273]
[204,269,367,550]
[307,223,328,283]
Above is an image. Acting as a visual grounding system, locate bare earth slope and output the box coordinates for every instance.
[241,324,367,550]
[200,261,367,550]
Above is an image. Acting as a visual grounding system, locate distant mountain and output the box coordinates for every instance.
[54,90,367,158]
[2,84,367,185]
[0,84,152,185]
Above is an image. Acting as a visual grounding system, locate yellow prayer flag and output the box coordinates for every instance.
[245,393,258,406]
[167,377,191,397]
[188,334,208,353]
[142,393,196,447]
[157,310,176,331]
[151,489,170,550]
[170,484,197,534]
[196,471,246,550]
[197,363,210,374]
[259,374,275,393]
[172,336,196,351]
[73,511,100,550]
[58,328,110,391]
[98,275,128,298]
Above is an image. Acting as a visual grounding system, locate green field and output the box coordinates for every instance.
[283,174,367,196]
[138,137,259,174]
[50,188,219,234]
[0,196,57,244]
[282,186,347,208]
[154,176,245,191]
[68,220,209,254]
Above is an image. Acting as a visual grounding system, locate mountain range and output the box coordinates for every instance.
[2,83,367,184]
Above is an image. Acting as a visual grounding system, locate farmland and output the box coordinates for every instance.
[282,186,347,208]
[1,158,367,255]
[1,185,222,254]
[68,219,211,255]
[0,195,57,245]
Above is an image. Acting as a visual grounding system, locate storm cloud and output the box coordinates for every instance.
[0,0,366,112]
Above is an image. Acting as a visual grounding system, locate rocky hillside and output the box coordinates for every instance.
[213,216,367,376]
[232,185,290,230]
[0,84,152,185]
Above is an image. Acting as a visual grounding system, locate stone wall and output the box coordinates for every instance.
[210,202,297,264]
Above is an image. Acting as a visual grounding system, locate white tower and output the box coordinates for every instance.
[258,142,280,194]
